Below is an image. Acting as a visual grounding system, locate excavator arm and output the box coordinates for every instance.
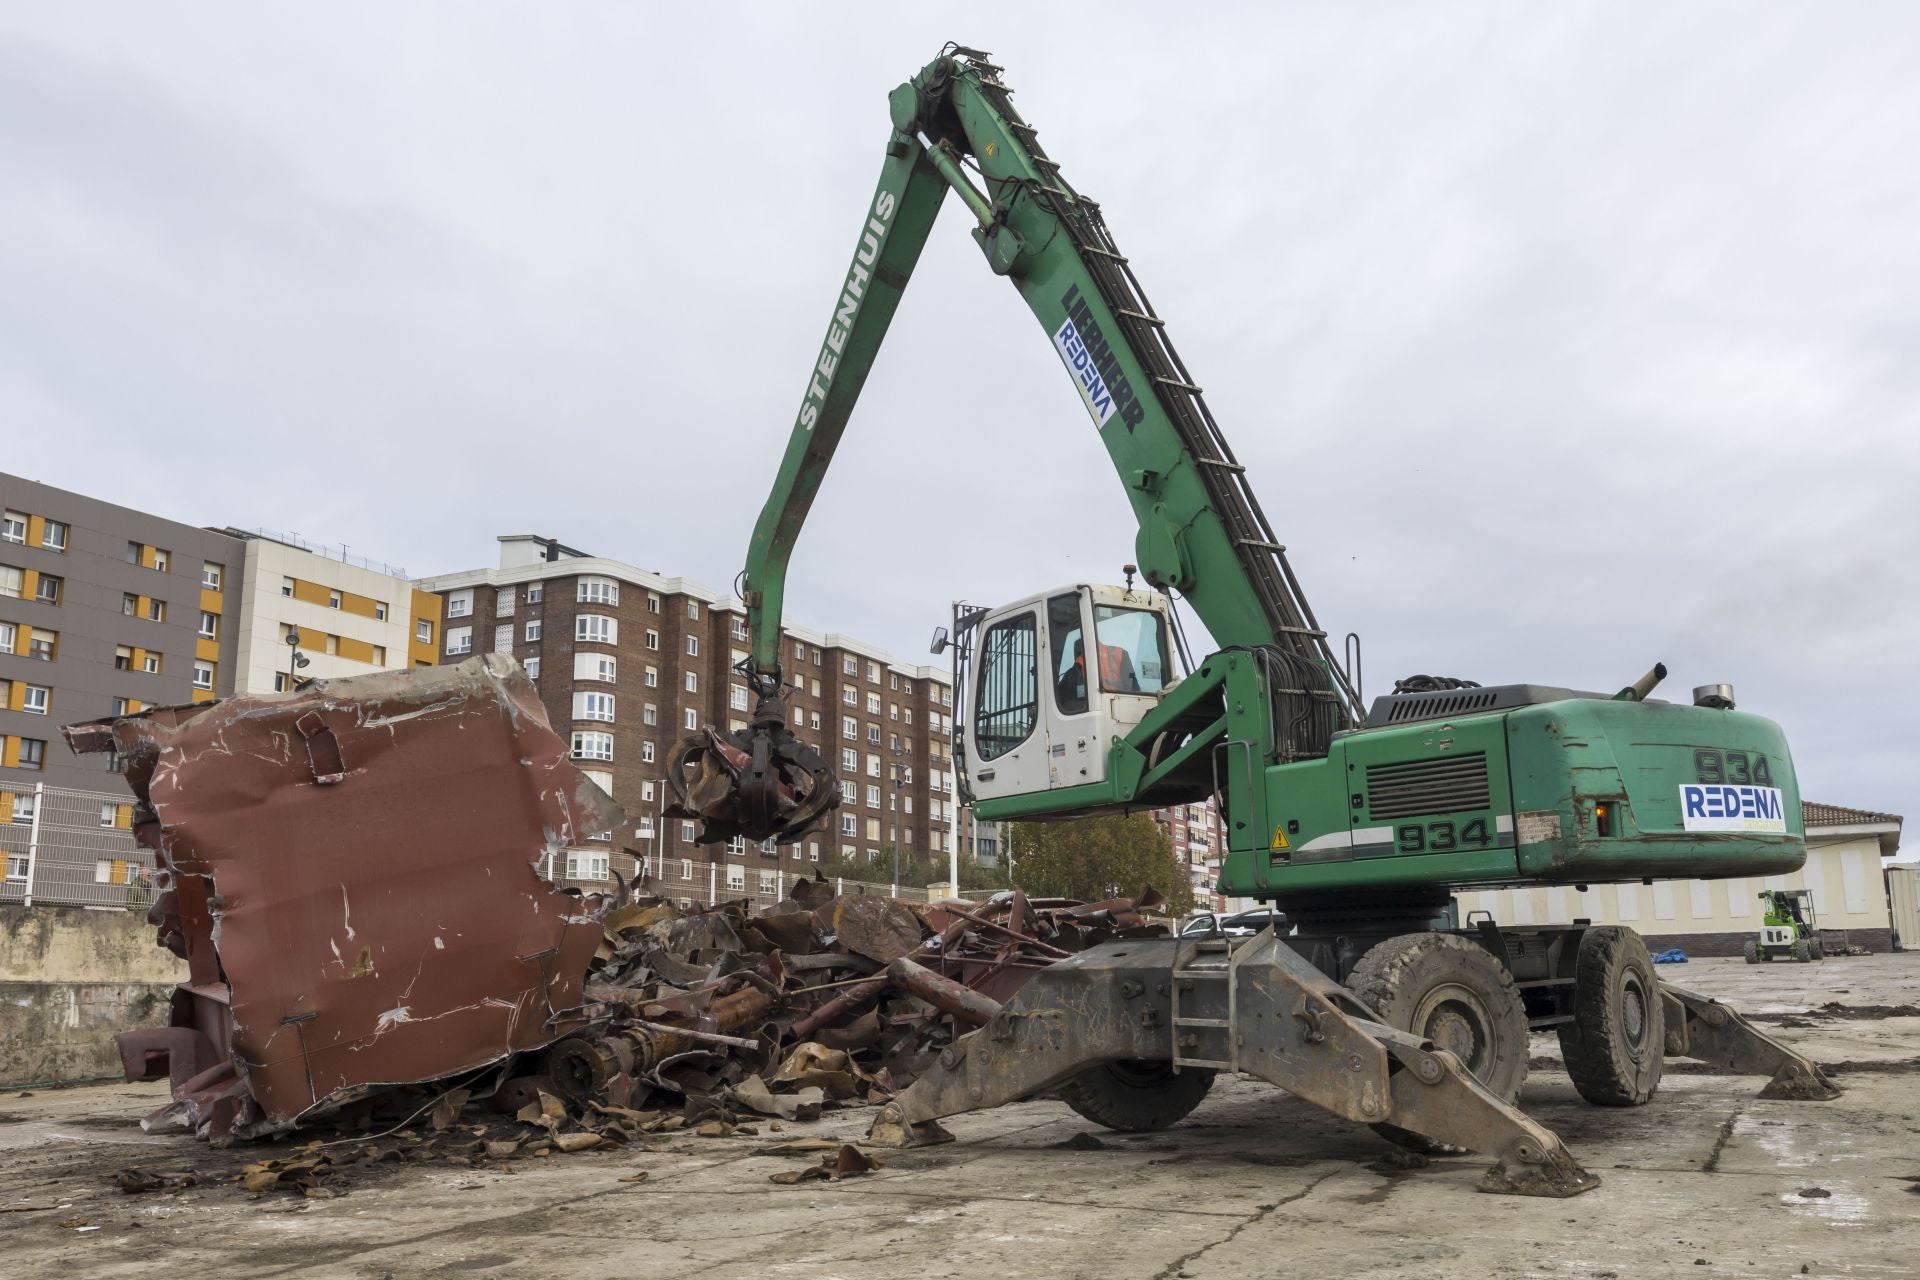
[674,46,1359,843]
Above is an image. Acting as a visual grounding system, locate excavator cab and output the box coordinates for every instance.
[959,583,1176,805]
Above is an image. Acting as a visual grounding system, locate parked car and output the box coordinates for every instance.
[1179,908,1288,937]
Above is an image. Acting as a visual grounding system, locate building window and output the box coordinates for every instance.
[29,629,57,661]
[681,821,696,842]
[730,685,749,712]
[843,716,857,739]
[446,589,473,618]
[687,600,700,621]
[686,635,699,657]
[98,802,120,828]
[0,565,19,598]
[577,577,618,605]
[683,708,698,730]
[198,611,219,639]
[726,864,745,891]
[493,624,513,654]
[0,511,24,543]
[643,703,658,726]
[525,619,542,642]
[22,684,50,714]
[866,753,880,777]
[192,662,214,691]
[867,724,880,744]
[526,582,543,604]
[328,590,342,610]
[566,851,610,881]
[17,738,46,770]
[576,614,617,644]
[416,618,433,644]
[645,629,660,651]
[866,693,881,714]
[840,813,857,836]
[274,673,289,692]
[575,652,615,683]
[645,666,659,688]
[642,740,656,762]
[35,574,61,606]
[10,794,33,823]
[375,600,388,621]
[141,651,160,674]
[793,640,805,661]
[42,521,69,551]
[573,691,616,723]
[843,655,856,676]
[281,576,295,597]
[150,546,167,570]
[841,748,858,770]
[145,598,167,622]
[570,731,614,761]
[523,657,540,680]
[840,686,856,707]
[810,712,821,730]
[732,618,749,642]
[684,672,698,693]
[121,592,137,616]
[866,785,880,808]
[446,625,472,655]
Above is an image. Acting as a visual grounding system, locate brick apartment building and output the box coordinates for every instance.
[416,536,959,896]
[1157,798,1228,911]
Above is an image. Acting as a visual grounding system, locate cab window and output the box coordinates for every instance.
[1092,606,1170,695]
[975,611,1037,760]
[1048,594,1088,716]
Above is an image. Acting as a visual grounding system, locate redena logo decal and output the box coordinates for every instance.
[1052,284,1145,431]
[1678,784,1787,834]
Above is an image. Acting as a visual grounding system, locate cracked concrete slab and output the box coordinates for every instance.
[1,955,1916,1278]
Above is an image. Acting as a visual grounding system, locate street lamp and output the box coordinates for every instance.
[284,630,310,690]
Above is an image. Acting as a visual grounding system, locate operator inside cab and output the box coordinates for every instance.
[1051,595,1145,716]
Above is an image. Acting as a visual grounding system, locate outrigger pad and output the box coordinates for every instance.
[1481,1145,1603,1197]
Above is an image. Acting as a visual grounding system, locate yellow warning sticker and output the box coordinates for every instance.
[1270,826,1290,850]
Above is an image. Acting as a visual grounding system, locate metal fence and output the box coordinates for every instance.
[553,852,1002,912]
[0,782,154,911]
[0,785,988,916]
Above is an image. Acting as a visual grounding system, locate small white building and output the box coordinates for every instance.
[1456,801,1905,956]
[218,530,441,694]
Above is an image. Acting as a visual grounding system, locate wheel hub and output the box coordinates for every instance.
[1414,982,1493,1075]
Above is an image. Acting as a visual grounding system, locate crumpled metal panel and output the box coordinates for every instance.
[64,654,619,1142]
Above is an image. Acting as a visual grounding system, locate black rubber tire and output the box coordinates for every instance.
[1058,1061,1215,1132]
[1743,939,1760,964]
[1559,926,1664,1106]
[1347,932,1530,1155]
[1792,938,1812,962]
[1810,939,1825,960]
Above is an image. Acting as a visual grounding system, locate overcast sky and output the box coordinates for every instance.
[3,3,1915,835]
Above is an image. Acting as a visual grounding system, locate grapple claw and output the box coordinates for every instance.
[664,687,839,845]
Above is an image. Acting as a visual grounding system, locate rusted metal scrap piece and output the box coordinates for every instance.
[65,655,620,1144]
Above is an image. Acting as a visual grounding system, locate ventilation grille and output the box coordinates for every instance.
[1366,752,1491,820]
[1386,690,1501,724]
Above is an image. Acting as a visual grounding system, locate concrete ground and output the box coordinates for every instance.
[2,954,1916,1280]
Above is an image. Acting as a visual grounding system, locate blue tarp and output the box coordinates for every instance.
[1652,948,1689,964]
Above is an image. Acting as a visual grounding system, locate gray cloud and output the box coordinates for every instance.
[2,2,1915,830]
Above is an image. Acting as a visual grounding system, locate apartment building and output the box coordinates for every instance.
[213,529,442,693]
[416,535,957,893]
[2,475,241,791]
[1157,798,1228,908]
[0,475,440,803]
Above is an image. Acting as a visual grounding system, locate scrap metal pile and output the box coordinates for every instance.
[531,877,1176,1129]
[67,655,1173,1149]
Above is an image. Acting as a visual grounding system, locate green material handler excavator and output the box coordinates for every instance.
[667,45,1837,1196]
